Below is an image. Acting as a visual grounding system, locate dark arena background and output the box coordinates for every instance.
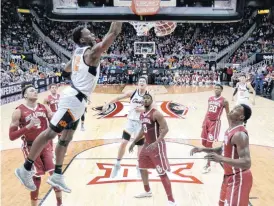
[1,0,274,206]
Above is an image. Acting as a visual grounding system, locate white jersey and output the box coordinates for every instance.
[127,89,148,121]
[237,83,249,101]
[71,46,100,97]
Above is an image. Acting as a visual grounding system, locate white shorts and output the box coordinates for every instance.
[124,119,142,136]
[236,98,250,106]
[50,87,87,132]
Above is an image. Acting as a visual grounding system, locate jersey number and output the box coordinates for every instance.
[73,56,81,71]
[209,105,217,113]
[143,124,147,133]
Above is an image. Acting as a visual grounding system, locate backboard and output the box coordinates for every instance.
[47,0,244,22]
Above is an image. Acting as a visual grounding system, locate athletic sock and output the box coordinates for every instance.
[24,158,34,171]
[55,165,62,174]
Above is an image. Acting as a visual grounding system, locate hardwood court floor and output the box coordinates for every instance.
[1,85,274,206]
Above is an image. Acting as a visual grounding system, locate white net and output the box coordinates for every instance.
[129,22,155,36]
[129,21,177,37]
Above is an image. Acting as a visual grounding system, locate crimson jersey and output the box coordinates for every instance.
[47,94,60,113]
[17,103,49,142]
[206,96,225,121]
[140,108,160,144]
[223,125,248,175]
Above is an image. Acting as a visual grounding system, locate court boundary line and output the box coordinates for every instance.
[39,140,258,205]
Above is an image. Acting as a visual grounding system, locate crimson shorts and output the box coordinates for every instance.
[219,170,253,206]
[22,141,54,177]
[201,119,221,147]
[138,140,170,175]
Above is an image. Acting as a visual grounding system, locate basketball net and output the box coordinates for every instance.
[130,0,177,37]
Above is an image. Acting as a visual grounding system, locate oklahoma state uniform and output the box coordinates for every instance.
[17,103,54,176]
[139,108,170,175]
[201,96,225,147]
[219,125,253,206]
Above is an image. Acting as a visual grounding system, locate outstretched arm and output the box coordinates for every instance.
[190,146,223,156]
[93,22,123,56]
[102,90,134,112]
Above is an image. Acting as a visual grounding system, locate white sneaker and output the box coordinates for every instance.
[168,201,177,206]
[110,164,121,178]
[134,191,152,198]
[202,165,211,174]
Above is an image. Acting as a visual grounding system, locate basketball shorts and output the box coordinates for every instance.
[139,141,170,175]
[219,170,253,206]
[124,119,142,136]
[236,98,250,106]
[201,119,221,147]
[22,141,54,177]
[50,87,86,133]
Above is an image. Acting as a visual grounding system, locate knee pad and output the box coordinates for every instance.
[30,177,41,200]
[135,138,144,146]
[58,139,70,147]
[122,131,131,141]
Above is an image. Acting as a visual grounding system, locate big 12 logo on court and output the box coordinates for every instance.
[87,163,202,185]
[92,101,188,119]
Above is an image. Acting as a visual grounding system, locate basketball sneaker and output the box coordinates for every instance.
[168,201,177,206]
[14,166,36,191]
[202,165,211,174]
[47,173,71,193]
[134,191,152,198]
[110,164,121,178]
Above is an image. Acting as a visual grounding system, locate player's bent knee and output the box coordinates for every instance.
[122,131,131,141]
[58,139,71,147]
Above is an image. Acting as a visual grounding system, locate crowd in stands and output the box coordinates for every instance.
[1,1,273,99]
[229,15,274,63]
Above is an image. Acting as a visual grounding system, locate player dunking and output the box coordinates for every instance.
[9,85,63,206]
[232,73,256,106]
[15,22,123,193]
[191,104,252,206]
[102,76,149,178]
[201,84,230,173]
[129,93,177,206]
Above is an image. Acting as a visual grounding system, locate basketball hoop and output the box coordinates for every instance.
[129,0,177,37]
[129,22,155,36]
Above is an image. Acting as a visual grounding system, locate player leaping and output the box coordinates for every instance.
[102,76,149,178]
[15,22,123,193]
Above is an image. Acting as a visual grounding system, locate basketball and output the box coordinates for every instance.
[154,22,177,36]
